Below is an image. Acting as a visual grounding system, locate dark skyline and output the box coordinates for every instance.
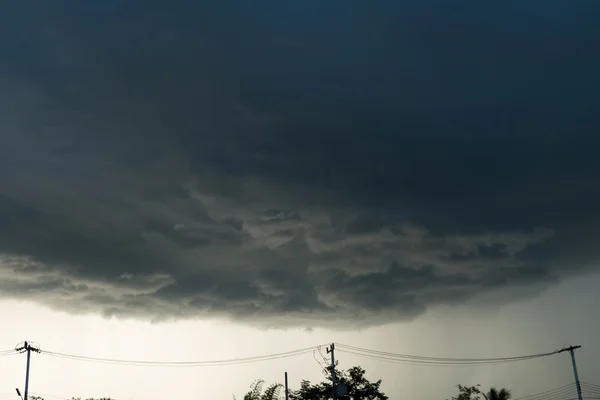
[1,1,599,327]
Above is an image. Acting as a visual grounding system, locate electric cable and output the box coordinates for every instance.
[9,340,580,371]
[337,348,556,367]
[0,348,17,356]
[519,393,577,400]
[337,348,533,367]
[318,345,330,364]
[583,389,600,394]
[335,343,559,364]
[581,385,600,397]
[512,385,578,400]
[581,382,600,390]
[512,383,577,400]
[312,350,329,377]
[39,344,329,367]
[565,398,600,400]
[510,382,600,400]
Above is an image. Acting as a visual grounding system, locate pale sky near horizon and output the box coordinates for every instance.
[1,270,599,399]
[1,1,599,400]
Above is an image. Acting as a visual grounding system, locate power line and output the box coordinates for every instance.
[40,344,328,367]
[337,348,543,367]
[514,391,578,400]
[31,342,568,368]
[581,383,600,390]
[580,383,600,397]
[335,343,559,366]
[513,383,575,398]
[512,383,577,400]
[557,394,600,400]
[336,343,559,362]
[0,349,17,356]
[581,388,600,395]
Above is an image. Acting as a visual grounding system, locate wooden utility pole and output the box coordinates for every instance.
[558,345,583,400]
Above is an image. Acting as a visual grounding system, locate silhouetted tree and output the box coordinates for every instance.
[235,379,283,400]
[290,365,388,400]
[448,384,484,400]
[483,388,512,400]
[449,384,511,400]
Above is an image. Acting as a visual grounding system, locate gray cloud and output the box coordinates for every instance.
[0,1,599,328]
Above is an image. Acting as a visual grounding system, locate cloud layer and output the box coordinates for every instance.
[0,1,599,327]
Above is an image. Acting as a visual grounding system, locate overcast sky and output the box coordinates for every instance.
[0,1,599,399]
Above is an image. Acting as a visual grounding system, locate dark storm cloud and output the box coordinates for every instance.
[0,1,599,327]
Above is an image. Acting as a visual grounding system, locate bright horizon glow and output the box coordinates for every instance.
[1,271,598,400]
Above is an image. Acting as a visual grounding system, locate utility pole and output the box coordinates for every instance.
[15,341,40,400]
[285,372,289,400]
[327,344,336,400]
[558,345,583,400]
